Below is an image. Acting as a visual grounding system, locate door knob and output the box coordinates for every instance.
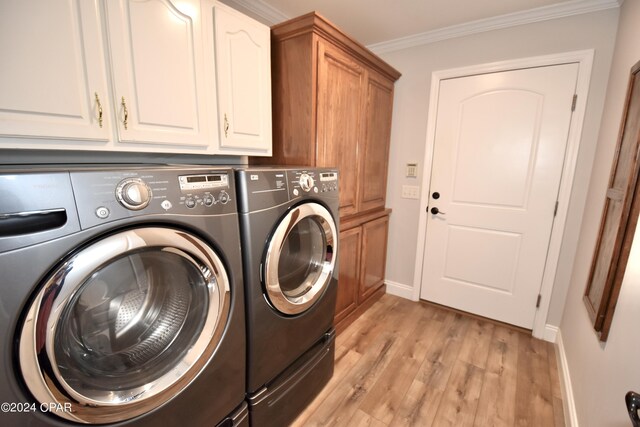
[430,207,445,215]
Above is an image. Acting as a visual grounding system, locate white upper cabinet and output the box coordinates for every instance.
[211,4,272,156]
[0,0,271,156]
[105,0,213,146]
[0,0,112,141]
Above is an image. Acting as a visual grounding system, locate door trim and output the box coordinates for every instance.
[412,50,594,339]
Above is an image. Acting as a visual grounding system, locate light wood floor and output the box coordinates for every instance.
[292,294,564,427]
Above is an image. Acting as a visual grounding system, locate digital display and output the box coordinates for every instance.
[187,176,207,183]
[320,172,337,181]
[179,173,228,191]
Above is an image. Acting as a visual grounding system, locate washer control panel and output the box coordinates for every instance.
[71,167,235,229]
[179,173,231,210]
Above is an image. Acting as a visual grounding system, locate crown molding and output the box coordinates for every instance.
[368,0,622,54]
[221,0,289,25]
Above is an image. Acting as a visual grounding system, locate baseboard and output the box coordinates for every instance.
[556,329,579,427]
[385,280,417,300]
[544,324,559,343]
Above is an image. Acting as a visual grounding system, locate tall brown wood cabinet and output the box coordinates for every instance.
[252,12,401,330]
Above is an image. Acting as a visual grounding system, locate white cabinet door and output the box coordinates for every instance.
[213,4,271,155]
[0,0,111,141]
[105,0,212,146]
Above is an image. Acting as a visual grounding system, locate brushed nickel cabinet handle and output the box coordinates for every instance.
[224,113,229,138]
[94,92,103,128]
[121,96,128,130]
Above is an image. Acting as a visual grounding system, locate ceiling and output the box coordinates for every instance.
[222,0,621,47]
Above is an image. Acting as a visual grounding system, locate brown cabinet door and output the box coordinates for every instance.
[359,71,395,213]
[335,226,361,324]
[316,40,365,217]
[359,215,389,303]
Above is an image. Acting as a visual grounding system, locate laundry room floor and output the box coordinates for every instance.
[292,294,565,427]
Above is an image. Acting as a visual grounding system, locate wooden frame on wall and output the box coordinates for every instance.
[584,59,640,342]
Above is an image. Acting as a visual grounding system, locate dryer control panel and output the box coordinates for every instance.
[289,170,338,197]
[71,167,236,230]
[235,168,339,214]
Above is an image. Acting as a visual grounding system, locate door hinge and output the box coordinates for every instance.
[571,94,578,112]
[536,294,542,309]
[554,200,559,217]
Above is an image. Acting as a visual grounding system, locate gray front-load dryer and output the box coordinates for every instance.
[0,165,247,427]
[235,167,339,427]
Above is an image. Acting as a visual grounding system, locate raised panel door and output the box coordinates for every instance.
[420,64,579,328]
[105,0,211,146]
[213,4,271,155]
[335,226,361,324]
[0,0,111,141]
[359,71,395,213]
[359,215,389,303]
[316,40,365,217]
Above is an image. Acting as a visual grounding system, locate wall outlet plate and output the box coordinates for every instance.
[402,185,420,199]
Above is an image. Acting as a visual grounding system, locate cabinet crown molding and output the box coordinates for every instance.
[271,11,401,82]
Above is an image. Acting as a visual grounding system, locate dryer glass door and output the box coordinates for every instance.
[264,202,337,315]
[19,227,231,424]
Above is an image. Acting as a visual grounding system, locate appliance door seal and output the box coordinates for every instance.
[19,227,231,424]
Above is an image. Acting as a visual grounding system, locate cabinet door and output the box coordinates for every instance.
[105,0,211,146]
[317,41,365,217]
[213,5,271,156]
[0,0,111,141]
[359,71,395,213]
[335,226,361,325]
[359,215,389,303]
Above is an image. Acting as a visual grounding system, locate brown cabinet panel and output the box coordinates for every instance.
[359,71,394,213]
[359,214,389,303]
[261,32,316,166]
[317,41,365,217]
[262,12,400,331]
[335,226,361,324]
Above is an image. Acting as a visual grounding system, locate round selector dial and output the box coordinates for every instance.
[299,173,315,192]
[219,190,230,204]
[116,178,152,210]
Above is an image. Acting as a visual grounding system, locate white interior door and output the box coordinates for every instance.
[420,63,579,329]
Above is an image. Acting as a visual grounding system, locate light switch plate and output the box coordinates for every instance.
[402,185,420,199]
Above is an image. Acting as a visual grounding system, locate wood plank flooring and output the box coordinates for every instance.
[292,294,564,427]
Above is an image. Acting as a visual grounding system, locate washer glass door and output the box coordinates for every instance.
[19,227,231,424]
[264,202,337,315]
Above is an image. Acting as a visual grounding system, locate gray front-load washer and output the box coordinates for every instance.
[235,167,339,427]
[0,165,247,427]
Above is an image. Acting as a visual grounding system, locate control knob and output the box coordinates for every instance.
[219,190,230,204]
[116,178,152,210]
[299,173,315,192]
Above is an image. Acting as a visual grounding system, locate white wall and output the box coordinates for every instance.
[377,9,619,327]
[559,0,640,425]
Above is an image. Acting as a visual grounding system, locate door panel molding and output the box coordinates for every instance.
[412,50,594,339]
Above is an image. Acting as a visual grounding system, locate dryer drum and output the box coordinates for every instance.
[18,227,231,424]
[263,202,337,315]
